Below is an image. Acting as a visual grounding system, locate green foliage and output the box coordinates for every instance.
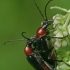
[50,6,70,70]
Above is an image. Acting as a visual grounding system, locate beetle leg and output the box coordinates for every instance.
[54,59,70,67]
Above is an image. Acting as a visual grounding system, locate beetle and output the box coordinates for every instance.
[22,0,70,70]
[4,0,70,70]
[21,0,56,69]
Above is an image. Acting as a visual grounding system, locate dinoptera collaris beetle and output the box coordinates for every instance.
[22,0,70,70]
[4,0,70,70]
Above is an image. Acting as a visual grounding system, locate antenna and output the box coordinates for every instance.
[22,32,30,40]
[34,0,53,21]
[34,0,45,20]
[4,39,25,45]
[4,32,30,45]
[45,0,53,21]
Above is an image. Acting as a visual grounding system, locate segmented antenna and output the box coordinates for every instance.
[34,0,45,20]
[45,0,53,21]
[4,32,30,45]
[4,39,25,45]
[34,0,53,21]
[22,32,30,40]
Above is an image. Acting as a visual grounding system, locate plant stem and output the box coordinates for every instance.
[63,12,70,27]
[50,6,68,12]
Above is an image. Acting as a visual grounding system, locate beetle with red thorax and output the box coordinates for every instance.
[23,0,70,69]
[23,0,57,70]
[3,0,65,69]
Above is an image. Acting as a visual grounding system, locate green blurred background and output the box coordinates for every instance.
[0,0,70,70]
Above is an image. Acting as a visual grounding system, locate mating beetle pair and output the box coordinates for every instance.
[22,0,70,70]
[4,0,70,70]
